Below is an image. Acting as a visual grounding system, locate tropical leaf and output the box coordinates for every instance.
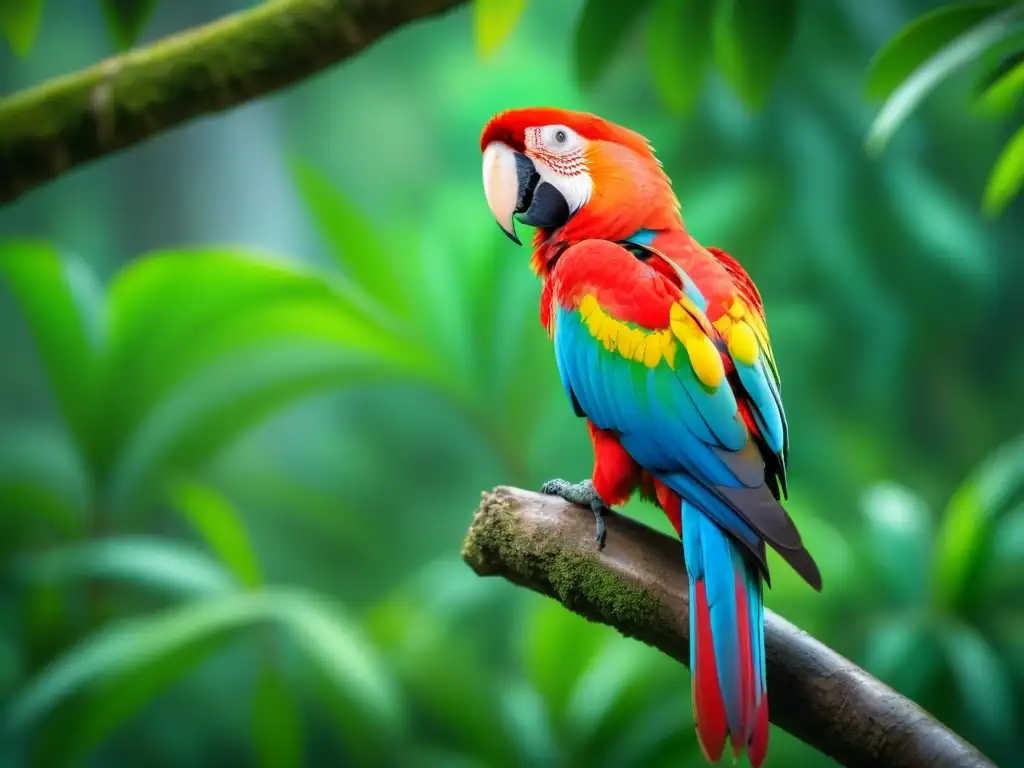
[865,5,1024,155]
[933,437,1024,612]
[712,0,800,109]
[289,158,410,319]
[101,0,157,50]
[167,479,262,589]
[563,636,682,753]
[860,483,933,606]
[865,1,1009,100]
[253,663,303,768]
[0,0,44,56]
[975,52,1024,115]
[574,0,654,89]
[4,591,278,732]
[861,617,941,701]
[982,122,1024,216]
[283,593,405,760]
[9,537,236,598]
[106,340,428,514]
[0,425,89,538]
[0,241,104,466]
[647,0,714,114]
[93,249,384,465]
[88,249,436,511]
[523,597,606,730]
[44,632,237,764]
[5,588,396,757]
[472,0,527,59]
[367,599,522,767]
[939,622,1014,740]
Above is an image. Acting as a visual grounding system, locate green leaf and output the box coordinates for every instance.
[472,0,526,59]
[11,537,236,598]
[289,158,410,319]
[0,241,104,467]
[646,0,714,114]
[282,593,405,756]
[95,249,373,465]
[865,1,1008,100]
[865,5,1023,155]
[107,339,429,514]
[860,483,933,606]
[167,479,262,589]
[0,425,89,539]
[574,0,654,89]
[523,597,606,728]
[933,437,1024,611]
[975,53,1024,115]
[939,622,1014,740]
[861,618,941,702]
[711,0,800,109]
[4,591,279,732]
[5,588,396,751]
[0,0,43,57]
[101,0,156,50]
[564,636,682,751]
[48,633,236,764]
[982,122,1024,217]
[367,600,521,766]
[93,250,434,510]
[253,664,303,768]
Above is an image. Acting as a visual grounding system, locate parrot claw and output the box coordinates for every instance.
[539,478,609,550]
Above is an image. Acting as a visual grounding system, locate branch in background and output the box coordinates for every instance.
[462,486,996,768]
[0,0,468,206]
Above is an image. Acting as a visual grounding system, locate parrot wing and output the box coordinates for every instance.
[549,238,820,590]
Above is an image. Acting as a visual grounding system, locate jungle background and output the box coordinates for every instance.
[2,0,1023,766]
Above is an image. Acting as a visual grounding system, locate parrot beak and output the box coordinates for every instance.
[482,142,570,246]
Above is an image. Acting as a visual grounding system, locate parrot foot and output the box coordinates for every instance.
[539,478,609,550]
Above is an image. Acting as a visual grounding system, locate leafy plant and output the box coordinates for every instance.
[472,0,802,110]
[865,1,1024,216]
[3,485,402,766]
[857,437,1024,755]
[0,239,437,522]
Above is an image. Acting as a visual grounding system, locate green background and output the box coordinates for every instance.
[1,0,1023,766]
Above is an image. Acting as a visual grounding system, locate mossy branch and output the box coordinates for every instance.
[462,486,995,768]
[0,0,467,206]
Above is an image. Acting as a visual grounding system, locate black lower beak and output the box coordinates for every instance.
[509,152,571,242]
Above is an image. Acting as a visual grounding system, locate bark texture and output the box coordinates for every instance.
[462,486,996,768]
[0,0,467,205]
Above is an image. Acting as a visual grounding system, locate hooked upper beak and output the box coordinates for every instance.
[482,142,570,246]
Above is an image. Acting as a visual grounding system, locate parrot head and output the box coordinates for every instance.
[480,107,681,266]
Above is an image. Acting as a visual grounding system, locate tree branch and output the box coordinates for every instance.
[0,0,467,206]
[462,486,995,768]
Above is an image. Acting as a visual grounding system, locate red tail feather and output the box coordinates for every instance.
[749,697,770,768]
[692,580,727,762]
[731,565,757,754]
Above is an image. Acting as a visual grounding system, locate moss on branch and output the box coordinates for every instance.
[0,0,467,205]
[463,486,996,768]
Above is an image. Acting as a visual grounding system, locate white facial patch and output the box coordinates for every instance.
[524,124,593,217]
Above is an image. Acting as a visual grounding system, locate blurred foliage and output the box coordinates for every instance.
[863,0,1024,216]
[1,0,1023,767]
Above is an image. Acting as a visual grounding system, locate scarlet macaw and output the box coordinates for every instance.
[479,107,822,767]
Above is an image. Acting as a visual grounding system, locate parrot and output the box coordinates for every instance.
[479,107,822,767]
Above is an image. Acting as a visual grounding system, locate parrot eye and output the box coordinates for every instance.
[539,125,579,154]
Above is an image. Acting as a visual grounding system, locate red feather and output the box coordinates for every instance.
[481,107,652,158]
[692,580,728,763]
[732,565,756,752]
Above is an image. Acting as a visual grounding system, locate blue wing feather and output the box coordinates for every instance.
[735,358,785,456]
[553,305,759,543]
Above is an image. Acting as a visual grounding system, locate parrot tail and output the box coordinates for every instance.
[684,503,769,768]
